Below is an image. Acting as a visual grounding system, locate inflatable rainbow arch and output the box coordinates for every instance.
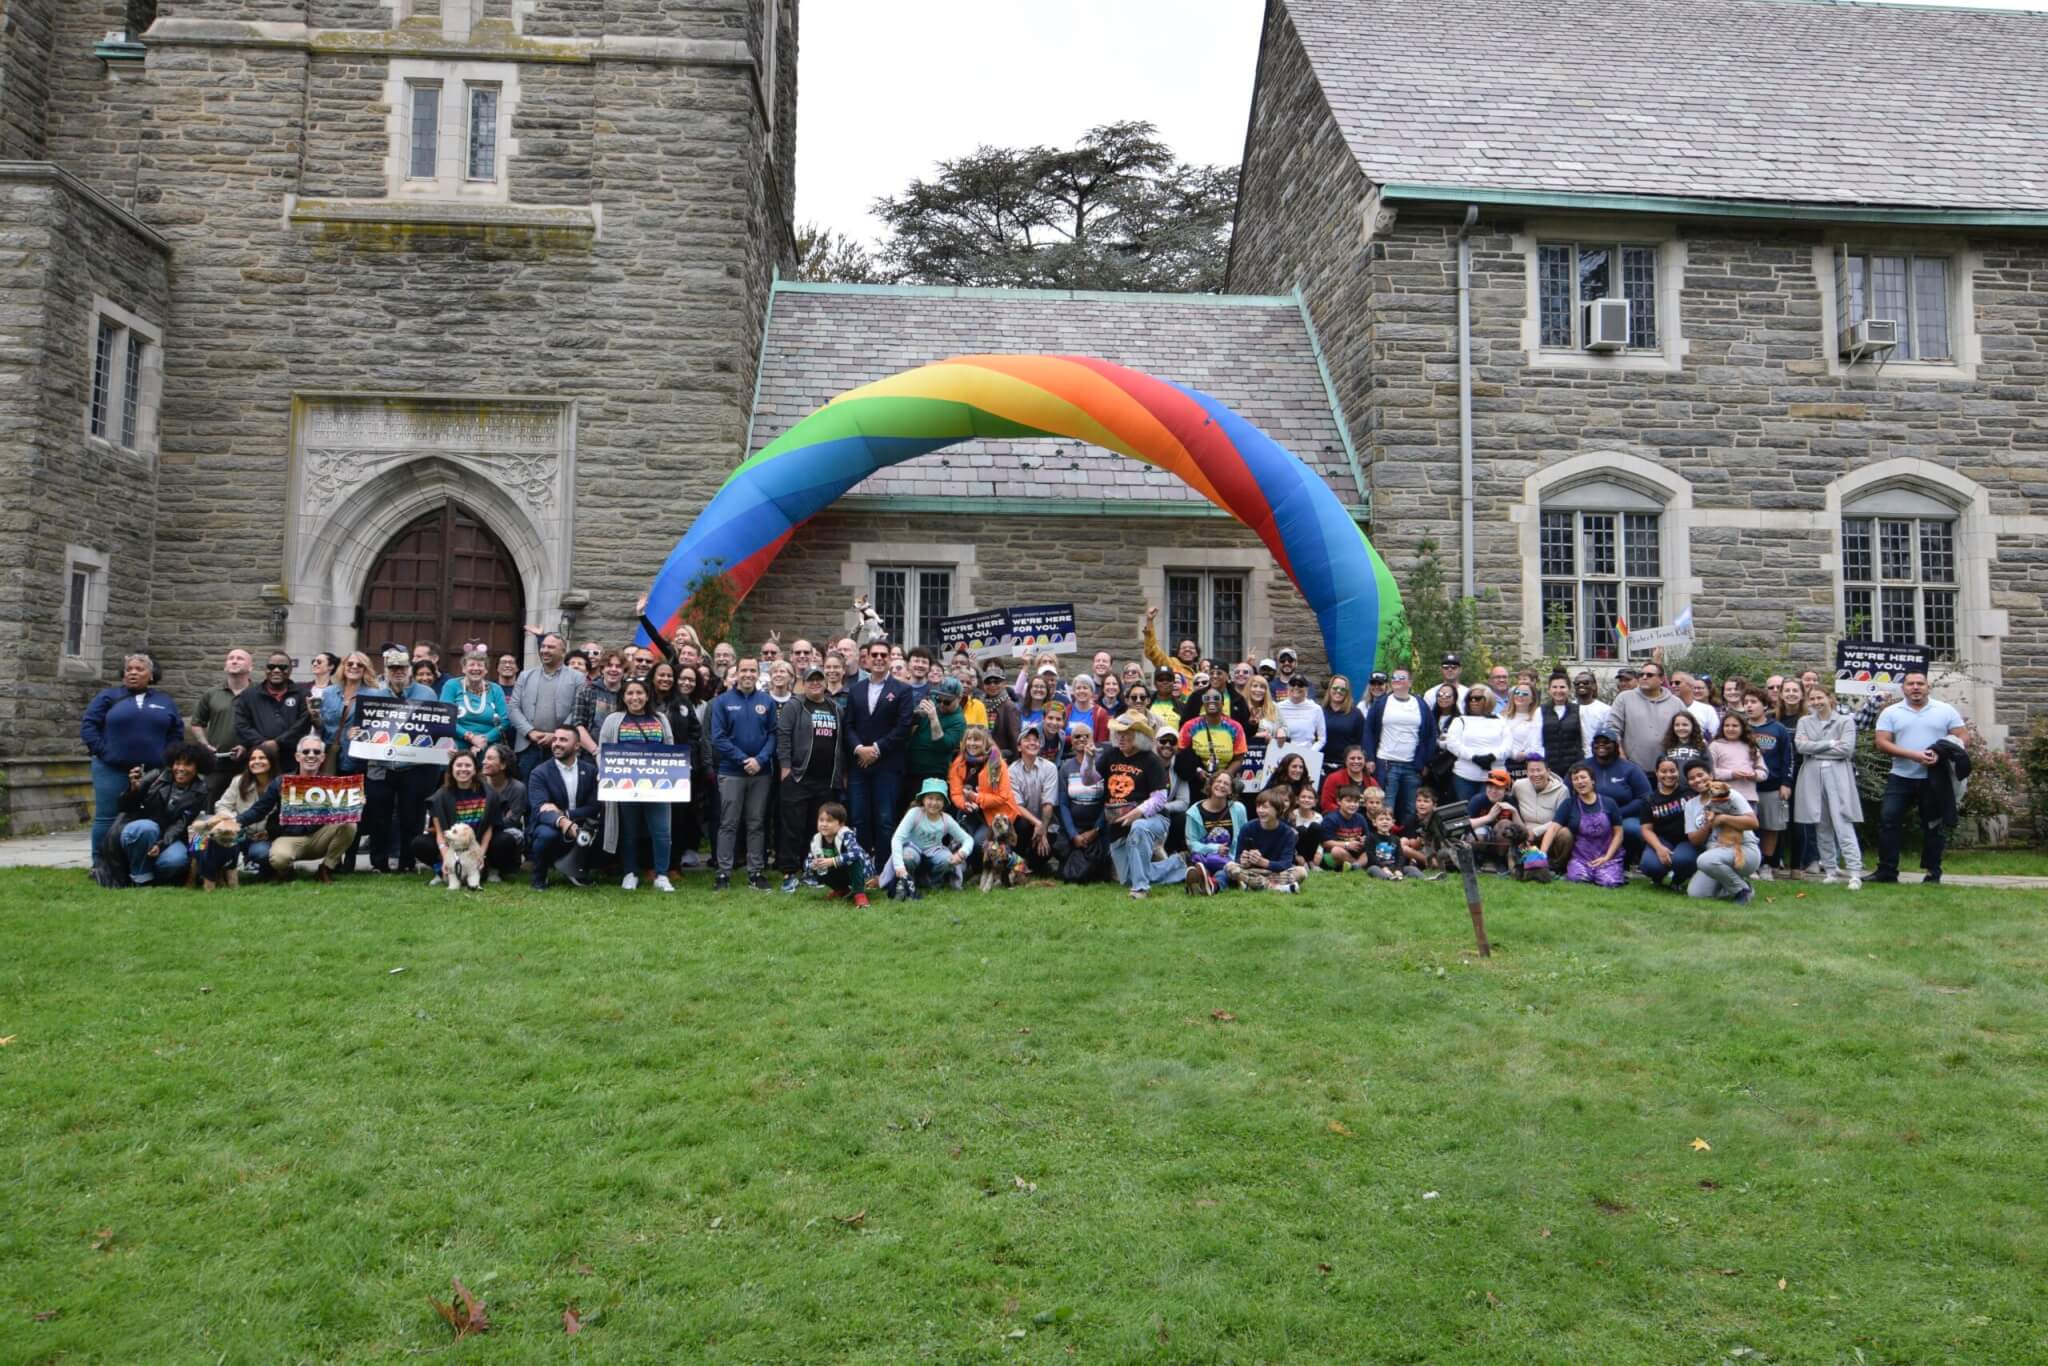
[640,354,1402,680]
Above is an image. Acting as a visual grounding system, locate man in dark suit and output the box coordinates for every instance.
[528,726,601,889]
[843,638,914,860]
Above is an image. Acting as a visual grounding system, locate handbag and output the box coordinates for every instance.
[1059,838,1107,884]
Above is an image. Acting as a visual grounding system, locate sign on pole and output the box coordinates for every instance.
[597,743,693,802]
[1834,641,1928,698]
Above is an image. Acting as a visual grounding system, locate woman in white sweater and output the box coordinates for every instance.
[1271,675,1328,783]
[1444,686,1510,803]
[1501,683,1545,780]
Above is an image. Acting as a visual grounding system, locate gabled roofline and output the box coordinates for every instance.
[770,279,1298,307]
[1379,183,2048,229]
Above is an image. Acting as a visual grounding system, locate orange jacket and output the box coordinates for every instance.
[949,750,1022,822]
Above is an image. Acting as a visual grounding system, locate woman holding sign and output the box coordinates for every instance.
[440,648,510,757]
[598,679,677,893]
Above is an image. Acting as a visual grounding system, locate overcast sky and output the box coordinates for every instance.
[795,0,2046,248]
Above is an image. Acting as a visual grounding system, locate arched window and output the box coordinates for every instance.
[1838,483,1961,659]
[1521,454,1693,664]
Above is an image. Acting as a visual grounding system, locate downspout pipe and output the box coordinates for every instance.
[1456,203,1479,600]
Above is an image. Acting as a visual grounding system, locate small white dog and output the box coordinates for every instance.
[442,823,484,890]
[852,593,889,647]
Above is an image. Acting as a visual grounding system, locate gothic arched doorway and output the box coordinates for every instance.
[358,502,527,661]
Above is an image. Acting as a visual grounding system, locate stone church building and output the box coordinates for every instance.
[2,0,2044,829]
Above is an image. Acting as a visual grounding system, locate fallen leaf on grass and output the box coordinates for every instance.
[0,1035,16,1046]
[388,967,406,975]
[89,1228,114,1253]
[1017,1027,1032,1035]
[1194,1199,1218,1209]
[1422,1191,1440,1200]
[1006,1328,1027,1339]
[1538,1227,1551,1239]
[562,1304,583,1336]
[1013,1175,1037,1193]
[1691,1137,1713,1151]
[1210,1010,1236,1023]
[570,1259,594,1277]
[1777,1278,1788,1291]
[1713,1268,1742,1277]
[1317,1263,1333,1276]
[1155,1315,1169,1345]
[1327,1120,1354,1137]
[1699,1179,1721,1190]
[427,1277,489,1339]
[835,1208,867,1228]
[1485,1290,1504,1309]
[31,1309,59,1322]
[708,1216,723,1230]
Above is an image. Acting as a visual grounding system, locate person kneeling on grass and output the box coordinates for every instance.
[1465,768,1526,873]
[1686,778,1762,905]
[1183,768,1245,895]
[888,777,970,900]
[1101,710,1186,901]
[1317,784,1370,871]
[808,802,872,908]
[1227,790,1304,894]
[1399,788,1448,874]
[1555,762,1626,887]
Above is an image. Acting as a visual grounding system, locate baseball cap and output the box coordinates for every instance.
[1487,768,1512,786]
[1154,665,1177,681]
[1441,653,1461,666]
[1258,657,1277,671]
[1038,663,1060,676]
[1370,671,1389,685]
[981,666,1007,682]
[1277,647,1297,661]
[382,647,409,666]
[1615,665,1640,679]
[934,676,963,699]
[803,666,825,681]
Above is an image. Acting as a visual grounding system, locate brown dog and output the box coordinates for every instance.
[193,814,242,891]
[978,815,1028,891]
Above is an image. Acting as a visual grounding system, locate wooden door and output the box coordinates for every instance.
[358,504,526,662]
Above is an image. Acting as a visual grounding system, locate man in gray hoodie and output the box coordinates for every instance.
[1609,658,1685,772]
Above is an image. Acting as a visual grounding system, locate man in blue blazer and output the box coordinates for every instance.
[843,638,915,859]
[528,726,601,888]
[1360,668,1438,832]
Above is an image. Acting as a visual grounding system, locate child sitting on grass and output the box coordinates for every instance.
[1183,769,1245,896]
[808,801,871,908]
[1364,808,1411,880]
[1289,784,1324,838]
[1399,789,1450,879]
[1228,791,1304,893]
[1317,784,1370,871]
[889,778,971,901]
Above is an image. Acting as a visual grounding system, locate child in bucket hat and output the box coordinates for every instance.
[885,777,971,900]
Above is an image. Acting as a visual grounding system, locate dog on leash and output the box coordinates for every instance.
[192,814,242,891]
[852,593,889,647]
[442,823,485,890]
[978,815,1029,892]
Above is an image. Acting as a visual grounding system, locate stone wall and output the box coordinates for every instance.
[1225,2,1374,498]
[740,511,1334,680]
[0,0,55,161]
[0,171,169,829]
[42,1,150,208]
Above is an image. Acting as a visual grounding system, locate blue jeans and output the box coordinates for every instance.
[1640,838,1698,888]
[120,819,191,885]
[616,802,673,876]
[516,744,550,782]
[1378,760,1421,830]
[1453,774,1483,805]
[1110,813,1185,893]
[1877,775,1943,878]
[90,758,129,858]
[848,765,901,869]
[897,844,959,889]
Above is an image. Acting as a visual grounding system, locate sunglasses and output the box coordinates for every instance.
[266,661,292,671]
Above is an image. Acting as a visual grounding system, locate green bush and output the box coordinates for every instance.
[2020,716,2048,844]
[1382,539,1495,676]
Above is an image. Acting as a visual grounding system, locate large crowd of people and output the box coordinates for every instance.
[79,600,1973,904]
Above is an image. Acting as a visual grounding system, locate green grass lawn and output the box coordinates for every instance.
[3,867,2044,1363]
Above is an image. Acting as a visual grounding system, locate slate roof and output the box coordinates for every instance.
[1284,0,2048,211]
[749,284,1360,505]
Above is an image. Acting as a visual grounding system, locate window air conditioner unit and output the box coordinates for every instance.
[1583,297,1629,352]
[1840,317,1898,359]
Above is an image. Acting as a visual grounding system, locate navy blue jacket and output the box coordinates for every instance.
[1361,693,1439,772]
[709,685,777,776]
[80,686,184,770]
[844,672,916,769]
[527,753,602,828]
[1585,752,1652,822]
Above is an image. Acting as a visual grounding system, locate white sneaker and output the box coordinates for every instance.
[621,873,639,891]
[653,875,675,893]
[1821,868,1840,885]
[486,869,502,884]
[1757,865,1774,881]
[679,851,702,868]
[1847,875,1862,892]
